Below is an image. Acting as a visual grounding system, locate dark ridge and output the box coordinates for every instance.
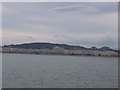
[90,46,98,50]
[3,42,114,51]
[3,42,87,50]
[99,46,112,51]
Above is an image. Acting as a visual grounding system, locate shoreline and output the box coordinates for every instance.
[1,52,119,58]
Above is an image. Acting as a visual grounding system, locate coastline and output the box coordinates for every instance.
[1,46,119,57]
[1,52,119,57]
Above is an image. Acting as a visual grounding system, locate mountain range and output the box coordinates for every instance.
[3,42,116,51]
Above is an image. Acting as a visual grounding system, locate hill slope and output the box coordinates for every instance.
[3,42,113,51]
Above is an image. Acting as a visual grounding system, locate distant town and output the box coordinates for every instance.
[0,42,119,57]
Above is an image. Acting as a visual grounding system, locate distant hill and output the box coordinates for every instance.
[3,42,114,51]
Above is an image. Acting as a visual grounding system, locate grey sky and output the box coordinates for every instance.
[2,2,118,49]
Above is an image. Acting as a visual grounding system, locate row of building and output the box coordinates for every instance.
[0,46,119,57]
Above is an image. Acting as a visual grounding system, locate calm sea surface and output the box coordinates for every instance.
[2,53,118,88]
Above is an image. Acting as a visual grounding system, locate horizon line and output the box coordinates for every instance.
[2,41,118,50]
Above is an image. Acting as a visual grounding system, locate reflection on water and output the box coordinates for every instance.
[2,54,118,88]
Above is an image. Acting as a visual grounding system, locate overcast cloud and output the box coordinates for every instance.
[2,2,118,49]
